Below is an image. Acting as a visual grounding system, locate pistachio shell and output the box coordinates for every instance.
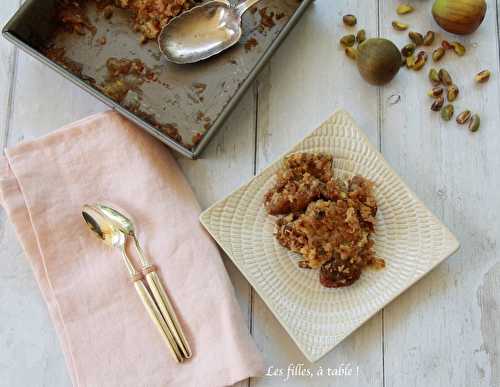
[431,96,445,111]
[456,110,471,125]
[423,31,435,46]
[432,47,446,62]
[468,114,480,132]
[340,34,356,47]
[397,4,414,15]
[406,55,416,69]
[356,29,367,44]
[451,41,466,56]
[447,84,459,102]
[438,68,453,85]
[475,69,491,83]
[441,104,454,121]
[392,21,409,31]
[401,43,416,57]
[409,31,424,46]
[441,40,453,50]
[429,68,440,84]
[413,51,428,70]
[343,14,357,26]
[428,87,444,98]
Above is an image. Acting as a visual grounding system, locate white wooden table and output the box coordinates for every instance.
[1,1,499,386]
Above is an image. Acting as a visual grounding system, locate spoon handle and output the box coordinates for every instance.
[235,0,264,16]
[123,250,184,363]
[144,268,192,359]
[133,237,191,359]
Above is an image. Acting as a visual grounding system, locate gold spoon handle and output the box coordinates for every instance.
[123,251,183,363]
[143,267,192,359]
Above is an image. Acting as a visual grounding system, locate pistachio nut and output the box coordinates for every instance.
[475,70,491,83]
[406,55,416,69]
[392,21,409,31]
[438,68,453,85]
[356,29,366,44]
[451,41,466,56]
[397,4,414,15]
[429,68,440,84]
[456,110,471,125]
[431,96,445,111]
[413,51,428,70]
[409,31,424,46]
[401,43,416,57]
[343,14,357,26]
[428,87,444,98]
[468,114,480,132]
[441,104,454,121]
[340,34,356,47]
[441,40,453,50]
[423,31,435,46]
[446,84,459,102]
[432,47,445,62]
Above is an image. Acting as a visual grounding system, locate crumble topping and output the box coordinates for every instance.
[265,152,384,288]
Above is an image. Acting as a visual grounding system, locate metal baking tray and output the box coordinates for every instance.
[3,0,313,158]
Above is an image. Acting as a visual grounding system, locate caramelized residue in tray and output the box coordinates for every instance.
[44,0,297,150]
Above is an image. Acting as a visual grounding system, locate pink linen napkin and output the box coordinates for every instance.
[0,111,264,387]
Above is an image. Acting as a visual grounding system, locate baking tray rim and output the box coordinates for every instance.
[2,0,314,159]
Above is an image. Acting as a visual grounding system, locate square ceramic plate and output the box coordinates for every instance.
[200,110,460,362]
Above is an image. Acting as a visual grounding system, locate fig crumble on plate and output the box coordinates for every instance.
[264,152,384,288]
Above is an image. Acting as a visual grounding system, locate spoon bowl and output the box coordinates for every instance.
[158,0,263,64]
[82,205,126,249]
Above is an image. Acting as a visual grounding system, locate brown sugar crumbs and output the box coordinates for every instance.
[55,0,200,42]
[265,152,384,288]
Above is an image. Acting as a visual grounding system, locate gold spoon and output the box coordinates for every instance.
[82,205,183,363]
[94,204,192,360]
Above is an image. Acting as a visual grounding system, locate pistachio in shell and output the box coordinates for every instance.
[451,41,466,56]
[429,68,441,84]
[438,68,453,85]
[447,84,459,101]
[409,31,424,46]
[392,21,409,31]
[441,104,454,121]
[397,4,414,15]
[406,55,416,69]
[468,114,480,132]
[431,96,445,111]
[441,40,453,50]
[456,110,472,124]
[343,14,357,27]
[356,29,367,44]
[475,69,491,83]
[357,38,402,85]
[340,34,356,47]
[401,43,416,57]
[432,0,487,35]
[413,51,428,71]
[423,31,435,46]
[428,87,444,98]
[432,47,446,62]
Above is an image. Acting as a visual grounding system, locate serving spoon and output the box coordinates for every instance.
[94,203,192,359]
[82,205,183,363]
[158,0,264,64]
